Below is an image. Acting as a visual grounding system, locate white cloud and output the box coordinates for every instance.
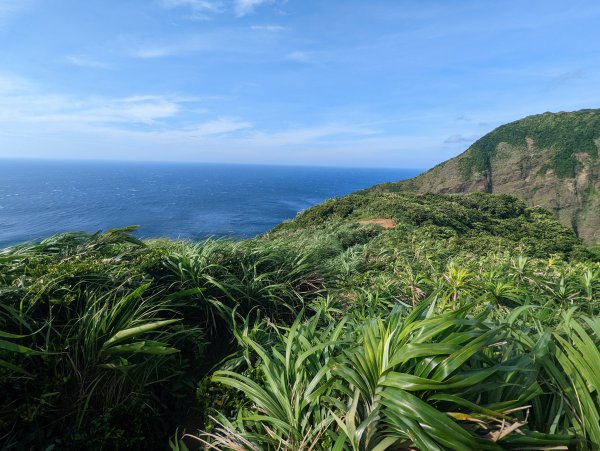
[234,0,272,17]
[191,118,252,136]
[250,24,286,31]
[133,47,175,59]
[0,73,425,165]
[128,28,278,59]
[158,0,277,18]
[286,51,312,63]
[246,124,380,147]
[0,0,33,26]
[0,76,391,163]
[0,79,439,166]
[0,73,32,93]
[0,74,382,146]
[129,33,229,59]
[131,38,216,58]
[22,124,432,167]
[0,73,258,157]
[0,76,183,125]
[158,0,223,12]
[443,134,478,144]
[65,55,110,69]
[2,96,180,125]
[86,99,180,124]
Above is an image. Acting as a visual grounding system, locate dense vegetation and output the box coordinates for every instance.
[460,109,600,179]
[364,109,600,245]
[1,193,600,450]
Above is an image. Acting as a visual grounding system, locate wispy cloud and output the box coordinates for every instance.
[443,134,478,144]
[65,55,111,69]
[0,73,253,143]
[0,76,185,125]
[85,98,180,124]
[129,28,281,59]
[133,47,176,59]
[545,69,585,91]
[0,0,33,26]
[130,34,217,58]
[250,24,286,31]
[157,0,277,18]
[286,51,312,63]
[158,0,223,12]
[77,122,383,157]
[246,123,380,147]
[234,0,273,17]
[0,73,32,93]
[0,73,401,164]
[3,96,181,125]
[190,118,252,136]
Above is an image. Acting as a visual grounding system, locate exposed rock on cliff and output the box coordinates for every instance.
[369,109,600,243]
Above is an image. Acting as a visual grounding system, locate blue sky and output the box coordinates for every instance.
[0,0,599,168]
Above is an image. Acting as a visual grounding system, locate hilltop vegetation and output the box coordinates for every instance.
[369,109,600,243]
[269,191,587,259]
[1,192,600,450]
[461,109,600,179]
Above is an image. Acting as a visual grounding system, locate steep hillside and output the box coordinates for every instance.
[368,109,600,243]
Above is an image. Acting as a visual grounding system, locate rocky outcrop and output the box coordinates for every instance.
[369,109,600,243]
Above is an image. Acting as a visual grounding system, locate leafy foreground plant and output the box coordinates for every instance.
[189,298,582,450]
[0,228,325,448]
[1,283,204,449]
[535,314,600,448]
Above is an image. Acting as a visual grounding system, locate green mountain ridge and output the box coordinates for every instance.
[368,109,600,243]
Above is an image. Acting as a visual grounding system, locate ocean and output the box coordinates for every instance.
[0,160,421,248]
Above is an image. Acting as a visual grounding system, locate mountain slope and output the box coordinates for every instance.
[368,109,600,243]
[268,191,589,259]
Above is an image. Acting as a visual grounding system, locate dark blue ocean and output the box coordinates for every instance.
[0,160,421,248]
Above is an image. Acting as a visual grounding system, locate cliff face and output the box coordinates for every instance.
[370,109,600,243]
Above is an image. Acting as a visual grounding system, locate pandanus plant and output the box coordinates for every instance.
[194,298,578,450]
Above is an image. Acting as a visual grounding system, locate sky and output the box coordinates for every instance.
[0,0,600,168]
